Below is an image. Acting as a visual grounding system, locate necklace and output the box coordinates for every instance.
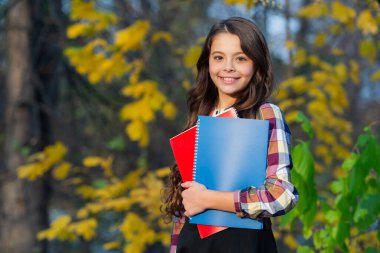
[215,107,225,115]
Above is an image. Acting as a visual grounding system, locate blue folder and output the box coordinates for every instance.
[190,116,269,229]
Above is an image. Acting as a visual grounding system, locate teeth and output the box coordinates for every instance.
[222,77,235,82]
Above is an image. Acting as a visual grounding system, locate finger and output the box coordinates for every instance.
[181,181,193,188]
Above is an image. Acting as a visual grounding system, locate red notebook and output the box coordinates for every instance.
[169,108,238,238]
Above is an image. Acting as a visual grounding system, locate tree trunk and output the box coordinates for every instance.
[0,0,44,252]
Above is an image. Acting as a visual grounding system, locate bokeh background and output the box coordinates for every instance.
[0,0,379,252]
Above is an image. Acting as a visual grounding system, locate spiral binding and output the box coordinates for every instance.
[230,107,239,118]
[193,118,200,181]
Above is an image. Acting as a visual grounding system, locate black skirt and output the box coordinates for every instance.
[177,218,277,253]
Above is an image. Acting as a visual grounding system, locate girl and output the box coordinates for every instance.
[164,17,299,253]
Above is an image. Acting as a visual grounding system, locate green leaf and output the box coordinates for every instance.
[296,112,314,139]
[325,210,339,224]
[279,207,297,226]
[342,153,357,171]
[297,245,315,253]
[313,231,323,249]
[357,131,371,148]
[332,221,349,245]
[330,179,343,194]
[292,141,315,182]
[354,193,380,231]
[107,135,126,151]
[93,179,107,189]
[320,248,335,253]
[364,248,378,253]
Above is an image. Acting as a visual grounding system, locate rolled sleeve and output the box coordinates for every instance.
[235,103,299,219]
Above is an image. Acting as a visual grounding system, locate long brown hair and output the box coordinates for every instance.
[163,17,275,220]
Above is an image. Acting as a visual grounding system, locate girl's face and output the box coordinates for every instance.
[209,32,254,107]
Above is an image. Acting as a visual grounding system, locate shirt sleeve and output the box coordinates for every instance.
[169,216,185,253]
[234,103,299,219]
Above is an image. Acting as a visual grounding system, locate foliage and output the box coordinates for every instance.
[18,139,172,251]
[281,114,380,252]
[16,0,178,251]
[65,0,176,148]
[14,0,380,252]
[278,1,380,173]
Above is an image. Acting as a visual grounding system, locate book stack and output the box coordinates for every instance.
[169,108,269,238]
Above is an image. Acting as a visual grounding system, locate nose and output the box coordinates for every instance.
[224,59,235,72]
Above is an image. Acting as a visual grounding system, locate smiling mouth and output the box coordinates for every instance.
[219,76,240,83]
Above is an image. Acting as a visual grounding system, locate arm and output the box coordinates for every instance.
[181,103,298,219]
[235,103,299,218]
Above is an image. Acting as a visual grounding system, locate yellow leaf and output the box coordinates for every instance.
[293,48,307,66]
[285,110,299,124]
[129,60,144,84]
[298,3,328,18]
[75,185,97,199]
[148,91,166,110]
[284,234,298,249]
[359,39,377,65]
[67,23,91,39]
[357,10,378,35]
[104,197,132,211]
[184,46,202,68]
[83,156,103,167]
[335,63,347,82]
[44,142,68,166]
[69,218,97,241]
[120,213,156,253]
[53,162,71,180]
[312,71,329,84]
[370,70,380,81]
[155,167,171,178]
[103,241,121,250]
[182,79,192,91]
[151,31,173,44]
[70,1,95,20]
[115,20,150,52]
[331,2,356,24]
[162,102,177,120]
[284,40,295,49]
[349,60,360,84]
[126,120,146,142]
[308,55,320,66]
[121,80,157,98]
[76,208,89,219]
[17,163,46,181]
[331,48,343,56]
[315,145,329,157]
[314,33,326,47]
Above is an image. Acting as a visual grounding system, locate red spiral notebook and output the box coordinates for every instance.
[169,108,238,238]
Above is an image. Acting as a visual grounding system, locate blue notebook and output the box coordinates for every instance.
[190,116,269,229]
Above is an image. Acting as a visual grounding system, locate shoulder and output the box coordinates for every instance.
[258,103,291,135]
[258,102,284,120]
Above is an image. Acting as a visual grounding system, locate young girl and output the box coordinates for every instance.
[164,17,299,253]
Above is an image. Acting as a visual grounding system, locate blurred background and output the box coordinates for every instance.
[0,0,379,252]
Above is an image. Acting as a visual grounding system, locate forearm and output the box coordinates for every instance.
[202,189,235,213]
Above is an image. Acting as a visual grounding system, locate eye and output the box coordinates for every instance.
[213,55,223,61]
[236,56,248,62]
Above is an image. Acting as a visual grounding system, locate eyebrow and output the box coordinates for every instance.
[210,51,246,56]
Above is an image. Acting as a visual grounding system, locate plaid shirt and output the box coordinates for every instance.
[169,103,299,252]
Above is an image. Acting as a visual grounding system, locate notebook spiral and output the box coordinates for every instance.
[193,118,200,182]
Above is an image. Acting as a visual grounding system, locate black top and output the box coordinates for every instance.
[177,218,277,253]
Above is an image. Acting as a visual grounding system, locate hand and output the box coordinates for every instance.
[181,181,208,217]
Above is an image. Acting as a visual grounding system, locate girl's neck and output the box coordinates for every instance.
[216,97,236,111]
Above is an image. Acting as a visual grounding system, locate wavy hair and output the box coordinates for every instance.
[163,17,275,220]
